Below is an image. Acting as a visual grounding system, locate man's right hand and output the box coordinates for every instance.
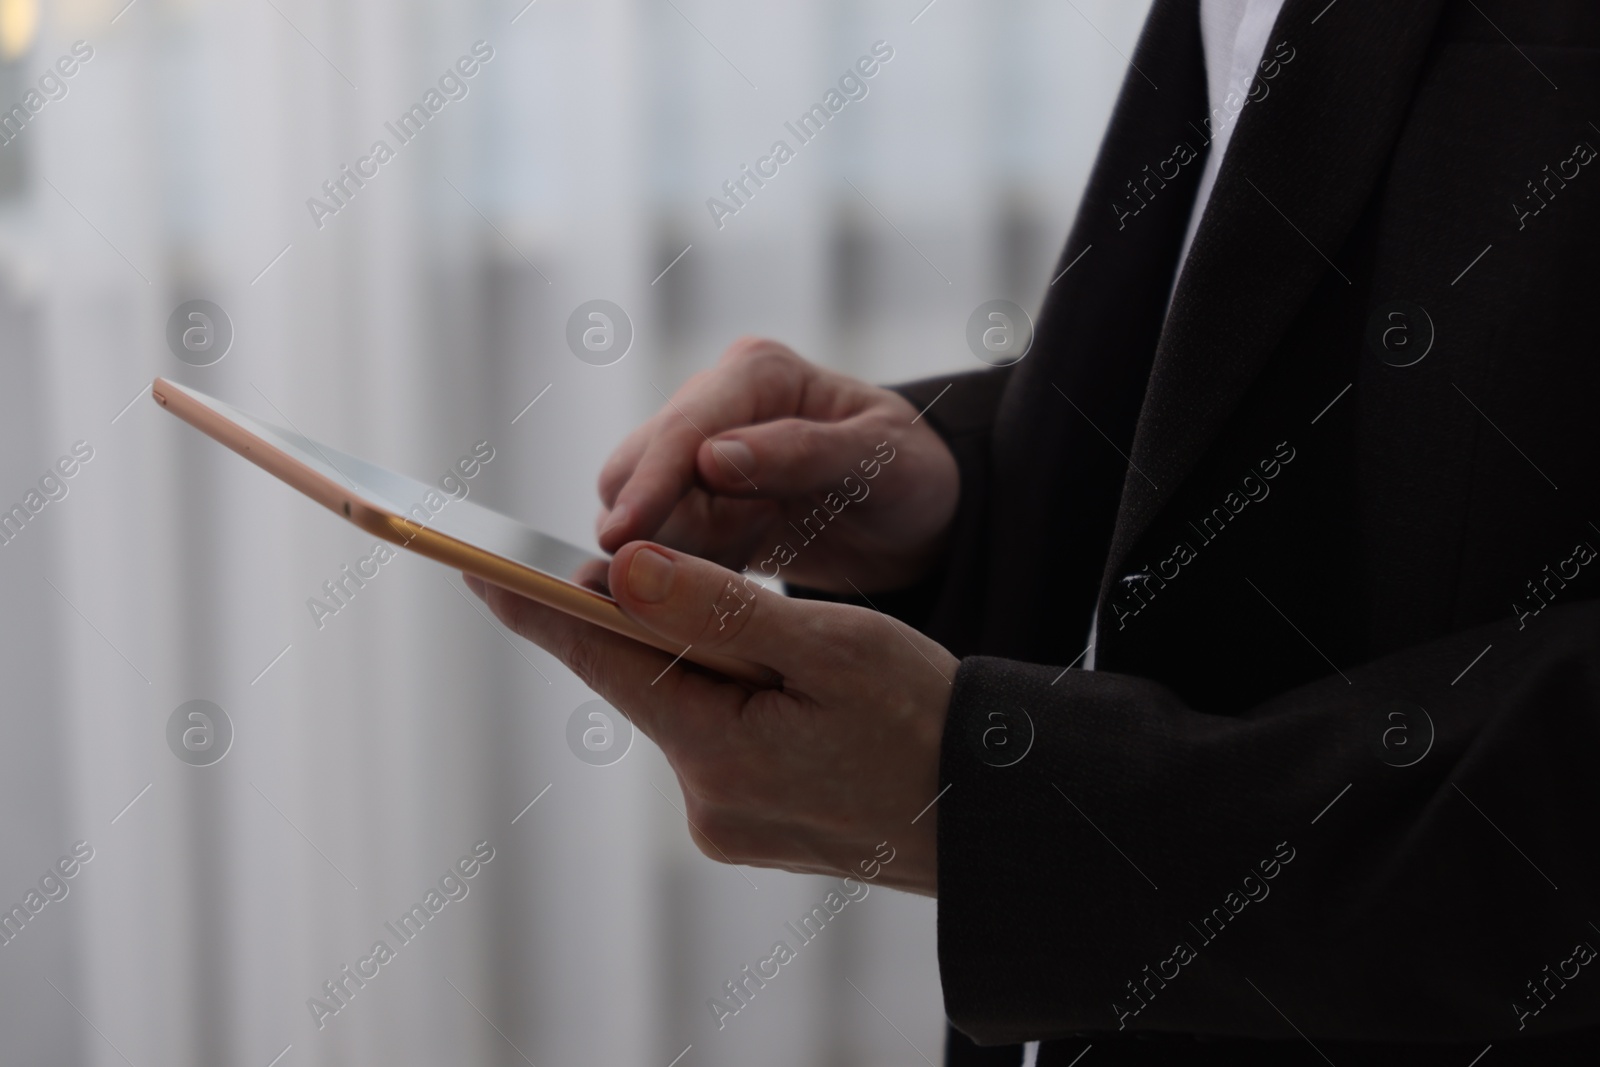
[595,338,960,594]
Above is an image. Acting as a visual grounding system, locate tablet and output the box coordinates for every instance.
[151,378,771,686]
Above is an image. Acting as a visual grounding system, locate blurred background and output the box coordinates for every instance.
[0,0,1149,1063]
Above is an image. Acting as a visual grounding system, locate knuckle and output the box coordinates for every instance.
[792,420,850,468]
[689,825,733,865]
[554,631,598,689]
[699,573,764,649]
[686,765,739,810]
[482,590,515,631]
[871,386,919,422]
[722,335,785,363]
[725,338,803,383]
[786,420,823,463]
[687,808,751,866]
[493,591,540,640]
[597,459,630,499]
[804,605,874,668]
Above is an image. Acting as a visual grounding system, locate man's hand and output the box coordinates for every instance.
[464,541,958,895]
[596,338,960,593]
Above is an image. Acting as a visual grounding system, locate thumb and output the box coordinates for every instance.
[608,540,816,678]
[696,414,888,498]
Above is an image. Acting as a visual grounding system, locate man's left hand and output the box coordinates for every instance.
[464,541,957,895]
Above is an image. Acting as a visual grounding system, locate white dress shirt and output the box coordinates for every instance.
[1176,0,1291,270]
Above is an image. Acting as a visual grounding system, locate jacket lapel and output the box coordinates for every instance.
[977,0,1213,663]
[1097,0,1451,606]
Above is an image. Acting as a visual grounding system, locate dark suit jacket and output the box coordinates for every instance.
[885,0,1600,1062]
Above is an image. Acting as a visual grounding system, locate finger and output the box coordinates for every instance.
[595,404,687,542]
[650,492,783,569]
[599,416,707,551]
[608,540,854,682]
[694,412,896,497]
[462,573,738,745]
[596,370,719,514]
[597,412,664,510]
[600,344,818,551]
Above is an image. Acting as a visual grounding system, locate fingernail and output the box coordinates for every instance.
[464,574,485,596]
[715,440,755,477]
[627,547,675,603]
[599,502,631,539]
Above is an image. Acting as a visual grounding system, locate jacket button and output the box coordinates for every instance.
[1119,569,1153,592]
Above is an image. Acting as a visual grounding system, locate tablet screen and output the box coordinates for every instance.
[161,381,613,597]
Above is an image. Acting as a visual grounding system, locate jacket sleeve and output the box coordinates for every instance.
[866,369,1010,629]
[937,597,1600,1044]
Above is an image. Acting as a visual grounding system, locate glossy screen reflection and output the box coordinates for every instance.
[165,381,615,598]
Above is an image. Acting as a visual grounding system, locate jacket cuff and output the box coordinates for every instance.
[936,655,1175,1044]
[886,371,1009,646]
